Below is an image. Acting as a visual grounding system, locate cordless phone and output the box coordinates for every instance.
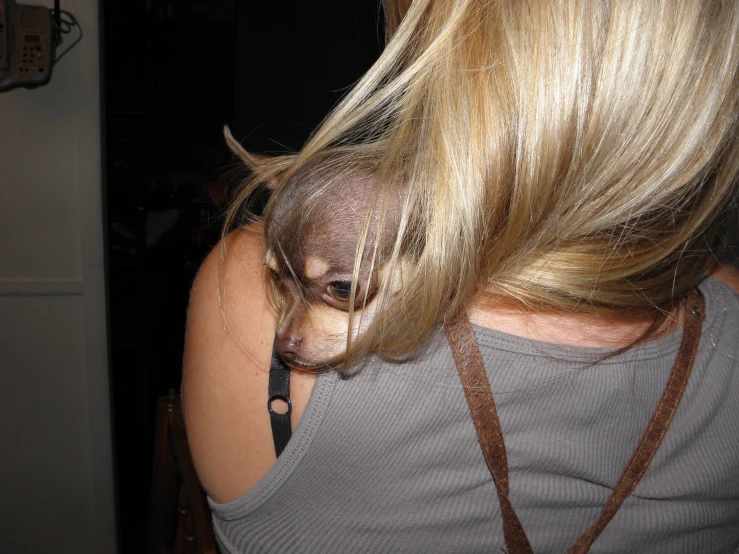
[0,0,55,92]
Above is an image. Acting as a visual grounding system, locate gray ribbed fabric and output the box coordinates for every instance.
[209,277,739,553]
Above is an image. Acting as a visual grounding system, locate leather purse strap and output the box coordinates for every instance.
[445,289,704,553]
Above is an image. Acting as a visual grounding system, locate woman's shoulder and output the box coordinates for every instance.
[709,262,739,294]
[181,225,315,504]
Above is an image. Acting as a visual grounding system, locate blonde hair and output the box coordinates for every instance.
[227,0,739,366]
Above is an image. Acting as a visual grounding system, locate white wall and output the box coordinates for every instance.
[0,1,116,552]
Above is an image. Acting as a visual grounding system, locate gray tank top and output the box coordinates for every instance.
[209,277,739,553]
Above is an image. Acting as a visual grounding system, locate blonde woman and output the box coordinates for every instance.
[182,1,739,552]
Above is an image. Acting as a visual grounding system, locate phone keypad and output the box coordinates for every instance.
[18,36,46,76]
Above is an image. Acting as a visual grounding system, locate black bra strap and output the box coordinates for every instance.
[268,351,292,457]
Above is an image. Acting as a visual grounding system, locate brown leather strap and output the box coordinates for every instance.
[446,309,534,554]
[566,289,704,552]
[446,289,704,554]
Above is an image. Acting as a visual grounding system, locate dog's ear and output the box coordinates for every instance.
[224,125,290,190]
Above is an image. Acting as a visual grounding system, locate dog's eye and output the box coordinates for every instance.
[328,281,354,302]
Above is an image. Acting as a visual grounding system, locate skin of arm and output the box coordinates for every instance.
[181,224,316,504]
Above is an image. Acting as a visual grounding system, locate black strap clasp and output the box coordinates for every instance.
[268,350,292,457]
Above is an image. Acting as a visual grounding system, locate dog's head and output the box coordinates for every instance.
[265,161,406,368]
[265,239,400,368]
[225,127,408,367]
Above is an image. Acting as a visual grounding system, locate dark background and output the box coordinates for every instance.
[102,1,384,550]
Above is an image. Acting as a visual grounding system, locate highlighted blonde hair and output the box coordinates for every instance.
[227,0,739,365]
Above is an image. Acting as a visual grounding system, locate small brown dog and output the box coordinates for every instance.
[226,127,406,368]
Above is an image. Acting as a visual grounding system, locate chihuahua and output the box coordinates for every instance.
[225,127,407,368]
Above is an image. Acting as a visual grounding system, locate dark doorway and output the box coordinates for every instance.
[102,1,383,551]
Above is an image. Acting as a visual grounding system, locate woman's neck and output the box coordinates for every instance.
[467,295,682,348]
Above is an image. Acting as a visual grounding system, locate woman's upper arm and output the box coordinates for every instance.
[181,225,277,504]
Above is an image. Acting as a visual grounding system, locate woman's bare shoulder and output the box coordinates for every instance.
[181,225,304,504]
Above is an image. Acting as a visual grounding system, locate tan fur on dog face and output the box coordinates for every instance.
[287,301,381,364]
[304,256,330,280]
[273,260,409,367]
[265,249,279,273]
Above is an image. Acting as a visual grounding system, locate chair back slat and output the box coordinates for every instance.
[150,390,217,554]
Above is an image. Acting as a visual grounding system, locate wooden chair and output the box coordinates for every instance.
[149,389,218,554]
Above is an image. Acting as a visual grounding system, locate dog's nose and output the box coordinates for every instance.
[275,336,302,355]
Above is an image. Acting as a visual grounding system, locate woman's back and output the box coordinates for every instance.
[208,277,739,553]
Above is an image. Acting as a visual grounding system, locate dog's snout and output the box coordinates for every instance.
[275,335,303,355]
